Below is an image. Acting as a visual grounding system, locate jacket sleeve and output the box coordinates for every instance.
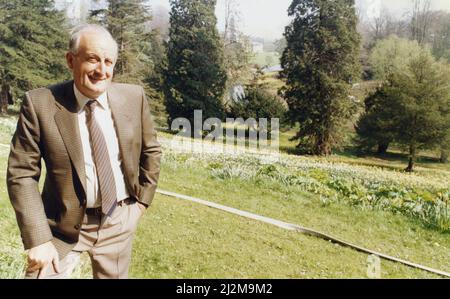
[7,92,53,250]
[137,87,162,207]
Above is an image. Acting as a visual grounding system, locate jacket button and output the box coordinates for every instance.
[74,224,81,230]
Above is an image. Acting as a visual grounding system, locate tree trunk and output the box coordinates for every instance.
[377,142,389,154]
[315,132,332,156]
[440,149,449,164]
[0,83,8,114]
[405,144,416,172]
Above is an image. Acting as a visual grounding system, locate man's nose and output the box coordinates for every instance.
[95,61,107,75]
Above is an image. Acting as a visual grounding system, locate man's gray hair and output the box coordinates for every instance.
[69,24,118,56]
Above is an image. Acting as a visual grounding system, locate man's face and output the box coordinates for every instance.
[66,31,117,99]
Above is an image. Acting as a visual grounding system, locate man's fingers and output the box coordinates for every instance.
[26,260,44,273]
[37,263,49,279]
[37,268,45,279]
[27,260,38,269]
[52,255,60,274]
[26,264,42,274]
[26,242,58,278]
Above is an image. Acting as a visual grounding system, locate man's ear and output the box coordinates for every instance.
[66,52,74,70]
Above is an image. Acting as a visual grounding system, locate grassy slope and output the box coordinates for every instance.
[151,158,448,278]
[129,193,436,278]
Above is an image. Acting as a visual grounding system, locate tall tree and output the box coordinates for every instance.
[143,25,168,126]
[164,0,227,126]
[0,0,70,101]
[440,132,450,163]
[358,36,427,153]
[274,37,287,56]
[369,36,424,80]
[280,0,361,155]
[392,53,449,172]
[430,11,450,62]
[410,0,432,45]
[355,87,396,154]
[366,7,409,45]
[358,50,450,172]
[222,0,252,108]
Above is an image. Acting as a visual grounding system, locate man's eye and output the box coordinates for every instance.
[105,60,113,66]
[88,58,97,63]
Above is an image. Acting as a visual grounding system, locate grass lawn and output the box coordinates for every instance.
[251,52,281,68]
[0,118,449,278]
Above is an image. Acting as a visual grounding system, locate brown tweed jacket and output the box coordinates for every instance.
[7,81,162,259]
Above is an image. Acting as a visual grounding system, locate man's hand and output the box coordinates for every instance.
[26,241,60,279]
[137,202,147,214]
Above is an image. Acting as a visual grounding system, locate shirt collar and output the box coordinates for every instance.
[73,83,108,113]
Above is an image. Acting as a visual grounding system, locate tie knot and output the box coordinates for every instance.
[86,100,98,113]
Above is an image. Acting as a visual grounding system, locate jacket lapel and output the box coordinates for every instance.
[53,81,87,196]
[107,84,134,193]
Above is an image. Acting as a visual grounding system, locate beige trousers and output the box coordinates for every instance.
[25,200,144,279]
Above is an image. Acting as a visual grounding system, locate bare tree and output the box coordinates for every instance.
[367,7,409,42]
[221,0,252,107]
[370,7,388,41]
[410,0,432,45]
[223,0,241,45]
[428,11,450,60]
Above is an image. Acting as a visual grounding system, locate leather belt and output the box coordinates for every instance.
[85,197,136,216]
[85,206,102,216]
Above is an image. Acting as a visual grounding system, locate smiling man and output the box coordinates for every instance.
[7,24,162,279]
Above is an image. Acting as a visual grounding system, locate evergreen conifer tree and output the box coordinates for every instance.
[164,0,227,127]
[0,0,70,100]
[280,0,361,155]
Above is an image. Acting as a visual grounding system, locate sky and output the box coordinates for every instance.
[150,0,292,40]
[152,0,450,40]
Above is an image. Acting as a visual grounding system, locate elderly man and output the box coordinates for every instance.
[7,24,162,279]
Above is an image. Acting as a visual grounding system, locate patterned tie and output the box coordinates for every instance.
[85,100,117,217]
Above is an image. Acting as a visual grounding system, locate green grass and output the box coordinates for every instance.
[257,72,285,97]
[0,118,449,278]
[0,142,27,278]
[251,52,280,68]
[129,194,440,278]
